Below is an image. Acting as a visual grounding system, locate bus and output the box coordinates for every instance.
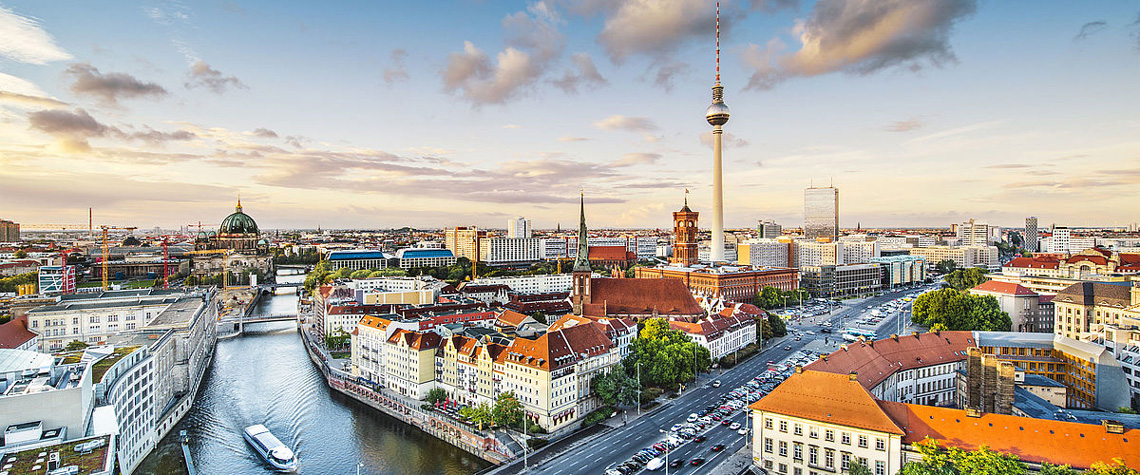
[843,328,876,340]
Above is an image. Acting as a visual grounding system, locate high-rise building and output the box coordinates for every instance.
[1025,217,1038,252]
[956,219,991,246]
[0,219,19,242]
[804,186,839,242]
[671,196,699,266]
[444,226,487,261]
[507,217,531,239]
[757,220,782,239]
[705,3,730,262]
[1051,226,1071,253]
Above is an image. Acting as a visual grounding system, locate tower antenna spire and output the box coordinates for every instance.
[716,1,721,84]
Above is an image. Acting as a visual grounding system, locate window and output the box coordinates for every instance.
[841,432,851,445]
[765,438,773,453]
[876,461,886,475]
[858,435,868,448]
[825,449,834,469]
[825,430,834,442]
[780,420,788,433]
[875,438,885,451]
[766,418,774,429]
[31,320,37,329]
[794,443,802,460]
[72,317,78,325]
[779,463,787,474]
[841,453,850,470]
[809,445,818,465]
[858,457,868,468]
[779,441,788,457]
[794,423,802,436]
[90,315,100,323]
[794,469,802,475]
[809,427,818,439]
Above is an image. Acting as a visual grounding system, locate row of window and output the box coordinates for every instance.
[765,418,886,451]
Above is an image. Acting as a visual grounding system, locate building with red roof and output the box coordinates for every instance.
[969,281,1053,333]
[0,315,38,351]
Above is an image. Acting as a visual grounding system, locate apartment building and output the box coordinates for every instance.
[907,245,999,271]
[737,238,791,268]
[384,329,442,400]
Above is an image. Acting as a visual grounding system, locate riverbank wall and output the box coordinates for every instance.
[299,325,513,465]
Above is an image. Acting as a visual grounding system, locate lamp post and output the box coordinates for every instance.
[637,361,642,416]
[659,429,670,475]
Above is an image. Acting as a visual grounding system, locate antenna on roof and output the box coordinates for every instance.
[715,0,721,84]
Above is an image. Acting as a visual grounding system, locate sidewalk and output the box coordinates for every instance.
[707,444,758,475]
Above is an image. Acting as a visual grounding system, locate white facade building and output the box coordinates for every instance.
[507,217,532,239]
[738,239,790,267]
[1051,226,1071,253]
[483,238,543,264]
[470,274,572,294]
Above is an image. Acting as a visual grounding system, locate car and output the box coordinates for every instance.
[729,422,741,430]
[712,380,721,388]
[690,458,706,466]
[711,444,725,452]
[693,435,706,443]
[722,419,732,425]
[607,469,623,475]
[687,413,699,422]
[738,428,748,435]
[669,459,685,468]
[712,415,722,421]
[783,346,792,350]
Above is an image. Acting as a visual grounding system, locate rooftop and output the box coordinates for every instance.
[971,281,1038,296]
[0,348,54,374]
[804,331,974,390]
[751,370,904,435]
[327,250,387,260]
[91,346,141,383]
[0,315,37,349]
[0,434,112,474]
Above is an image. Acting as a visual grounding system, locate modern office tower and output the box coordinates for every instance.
[757,220,782,238]
[804,186,839,242]
[957,219,991,246]
[1051,226,1071,253]
[507,217,531,239]
[1025,217,1038,252]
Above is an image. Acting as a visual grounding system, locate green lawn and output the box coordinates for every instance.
[91,346,141,383]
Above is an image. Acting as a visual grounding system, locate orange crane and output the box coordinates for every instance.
[100,225,138,290]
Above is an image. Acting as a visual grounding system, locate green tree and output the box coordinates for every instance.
[350,269,372,279]
[184,275,200,286]
[65,340,89,351]
[1119,406,1139,414]
[324,329,350,350]
[935,259,957,274]
[755,286,781,309]
[122,236,141,246]
[944,268,989,291]
[900,438,1026,475]
[848,461,874,475]
[912,289,1011,332]
[627,319,711,387]
[334,267,354,279]
[592,363,640,407]
[1087,459,1140,475]
[13,249,28,259]
[0,272,37,293]
[426,388,449,405]
[1040,464,1082,475]
[767,313,788,337]
[463,403,494,430]
[492,391,523,428]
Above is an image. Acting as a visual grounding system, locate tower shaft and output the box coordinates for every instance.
[711,124,724,262]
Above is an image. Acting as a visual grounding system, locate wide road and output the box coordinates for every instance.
[529,284,937,475]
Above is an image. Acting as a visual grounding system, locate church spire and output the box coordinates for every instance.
[572,190,591,272]
[236,193,243,213]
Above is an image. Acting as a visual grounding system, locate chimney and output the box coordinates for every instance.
[965,408,982,418]
[841,344,848,351]
[822,355,828,362]
[848,372,858,381]
[891,334,898,341]
[912,331,920,339]
[1102,420,1125,434]
[795,365,803,374]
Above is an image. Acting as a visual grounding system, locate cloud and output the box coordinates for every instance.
[558,136,589,142]
[550,52,607,94]
[185,60,246,93]
[748,0,800,13]
[651,60,688,92]
[442,4,563,106]
[0,91,68,108]
[983,163,1032,169]
[0,6,72,64]
[596,0,716,62]
[383,49,410,86]
[502,124,524,129]
[65,63,168,105]
[250,127,279,138]
[594,115,658,132]
[120,127,196,145]
[744,0,977,90]
[885,117,924,132]
[1074,20,1107,41]
[610,152,661,167]
[699,131,750,148]
[27,108,110,152]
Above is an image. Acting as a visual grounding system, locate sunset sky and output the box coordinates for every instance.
[2,1,1138,231]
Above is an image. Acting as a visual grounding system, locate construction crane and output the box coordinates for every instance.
[100,225,138,290]
[185,249,234,294]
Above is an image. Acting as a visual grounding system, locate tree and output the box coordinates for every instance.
[1087,460,1140,475]
[1040,464,1082,475]
[350,269,372,279]
[755,286,781,309]
[13,249,27,259]
[912,289,1011,332]
[184,275,200,286]
[325,330,351,350]
[463,403,494,430]
[492,391,523,427]
[626,318,712,387]
[1119,406,1139,414]
[899,438,1026,475]
[935,259,957,274]
[848,461,873,475]
[426,388,449,405]
[944,268,989,291]
[592,363,640,407]
[65,340,89,351]
[334,267,354,279]
[767,313,787,337]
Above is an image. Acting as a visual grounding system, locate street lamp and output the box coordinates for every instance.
[659,429,670,475]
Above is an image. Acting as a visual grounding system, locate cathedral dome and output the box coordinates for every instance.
[219,200,259,235]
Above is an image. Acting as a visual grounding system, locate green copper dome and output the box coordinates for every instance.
[219,200,259,235]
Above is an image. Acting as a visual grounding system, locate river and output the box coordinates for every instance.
[135,270,491,474]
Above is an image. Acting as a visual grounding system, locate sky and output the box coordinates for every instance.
[1,0,1139,231]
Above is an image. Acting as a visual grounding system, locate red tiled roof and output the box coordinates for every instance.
[588,245,633,261]
[0,316,36,349]
[502,320,615,371]
[583,278,705,317]
[1065,255,1108,265]
[1004,257,1059,270]
[495,309,532,327]
[803,331,974,390]
[879,401,1140,469]
[357,316,393,331]
[971,281,1037,296]
[386,329,441,350]
[750,370,904,435]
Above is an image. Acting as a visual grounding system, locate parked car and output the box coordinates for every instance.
[711,444,725,452]
[729,422,741,430]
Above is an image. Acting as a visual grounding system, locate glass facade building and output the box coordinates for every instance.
[804,187,839,241]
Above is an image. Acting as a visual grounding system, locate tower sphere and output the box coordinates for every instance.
[706,101,730,126]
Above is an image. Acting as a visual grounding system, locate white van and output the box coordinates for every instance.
[646,457,665,471]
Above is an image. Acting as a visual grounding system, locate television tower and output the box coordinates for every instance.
[706,1,730,263]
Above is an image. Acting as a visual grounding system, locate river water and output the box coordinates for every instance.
[135,271,491,474]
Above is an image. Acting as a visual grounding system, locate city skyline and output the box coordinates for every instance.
[2,1,1139,230]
